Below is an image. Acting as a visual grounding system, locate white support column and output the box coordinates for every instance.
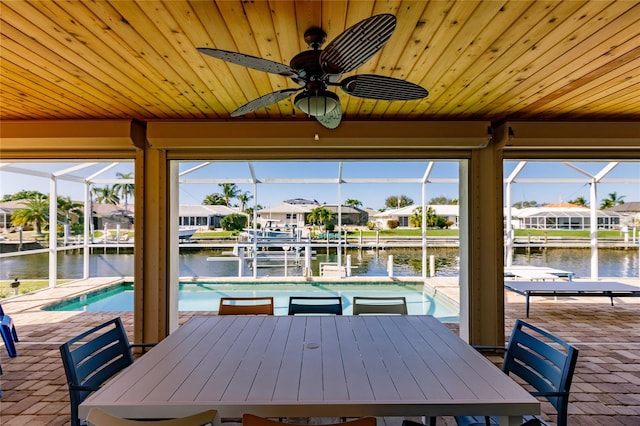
[337,163,343,276]
[83,183,91,279]
[49,176,58,288]
[505,161,527,267]
[564,161,619,280]
[237,247,245,277]
[304,245,312,277]
[589,179,598,280]
[429,255,436,277]
[252,185,258,279]
[421,162,434,280]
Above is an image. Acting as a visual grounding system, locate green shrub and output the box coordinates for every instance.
[387,220,399,229]
[221,214,247,231]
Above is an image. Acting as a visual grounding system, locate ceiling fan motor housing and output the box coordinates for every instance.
[289,50,324,82]
[303,27,327,49]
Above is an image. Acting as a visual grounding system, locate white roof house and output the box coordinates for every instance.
[256,202,312,229]
[178,204,241,229]
[257,200,370,228]
[374,204,459,229]
[509,203,622,230]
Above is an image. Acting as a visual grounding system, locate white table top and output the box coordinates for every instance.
[80,315,539,423]
[506,280,640,293]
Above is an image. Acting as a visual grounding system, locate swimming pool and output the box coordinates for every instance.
[44,282,459,321]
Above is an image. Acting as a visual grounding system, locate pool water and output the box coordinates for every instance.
[45,282,459,322]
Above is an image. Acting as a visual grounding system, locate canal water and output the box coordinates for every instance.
[1,247,638,280]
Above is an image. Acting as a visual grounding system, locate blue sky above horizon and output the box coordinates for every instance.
[1,160,638,210]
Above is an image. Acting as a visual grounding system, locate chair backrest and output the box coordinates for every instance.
[59,318,135,426]
[87,407,218,426]
[242,413,376,426]
[352,296,407,315]
[288,296,343,315]
[503,320,579,426]
[218,296,274,315]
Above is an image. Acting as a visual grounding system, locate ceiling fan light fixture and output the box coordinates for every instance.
[294,90,339,117]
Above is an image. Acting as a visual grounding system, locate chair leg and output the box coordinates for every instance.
[1,324,18,357]
[421,416,436,426]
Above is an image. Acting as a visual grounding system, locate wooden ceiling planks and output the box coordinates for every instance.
[108,0,211,118]
[491,1,640,119]
[520,46,640,118]
[367,1,430,119]
[190,1,264,114]
[214,1,288,119]
[50,0,196,119]
[0,0,638,123]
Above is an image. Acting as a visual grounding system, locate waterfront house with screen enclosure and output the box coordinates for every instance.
[0,0,639,350]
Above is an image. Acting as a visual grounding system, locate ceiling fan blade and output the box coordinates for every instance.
[340,74,429,100]
[320,14,396,75]
[198,48,298,77]
[315,102,342,129]
[231,88,301,117]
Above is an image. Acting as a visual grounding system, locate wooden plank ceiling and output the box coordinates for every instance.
[1,0,639,123]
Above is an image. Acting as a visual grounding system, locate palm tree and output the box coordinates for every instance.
[11,194,49,235]
[409,206,437,227]
[244,205,263,226]
[219,183,240,207]
[600,192,626,209]
[57,196,83,224]
[568,196,588,207]
[429,196,458,205]
[113,172,134,212]
[344,198,362,208]
[1,190,46,202]
[306,206,334,229]
[92,185,120,205]
[203,193,226,205]
[410,207,422,227]
[237,191,253,212]
[512,200,538,208]
[384,195,413,209]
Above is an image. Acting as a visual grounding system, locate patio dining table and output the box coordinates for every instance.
[79,315,539,425]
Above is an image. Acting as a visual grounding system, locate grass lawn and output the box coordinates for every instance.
[0,279,73,299]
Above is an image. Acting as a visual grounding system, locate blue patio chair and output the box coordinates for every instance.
[403,418,541,426]
[59,317,155,426]
[288,296,343,315]
[454,320,579,426]
[0,302,19,358]
[352,296,407,315]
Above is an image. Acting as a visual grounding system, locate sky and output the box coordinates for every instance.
[1,160,638,210]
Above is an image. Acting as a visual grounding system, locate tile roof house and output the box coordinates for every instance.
[604,202,640,227]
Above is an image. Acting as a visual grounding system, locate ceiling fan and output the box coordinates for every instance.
[198,14,429,129]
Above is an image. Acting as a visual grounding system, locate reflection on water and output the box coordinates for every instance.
[0,247,637,280]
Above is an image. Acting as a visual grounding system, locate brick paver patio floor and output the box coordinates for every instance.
[1,281,640,425]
